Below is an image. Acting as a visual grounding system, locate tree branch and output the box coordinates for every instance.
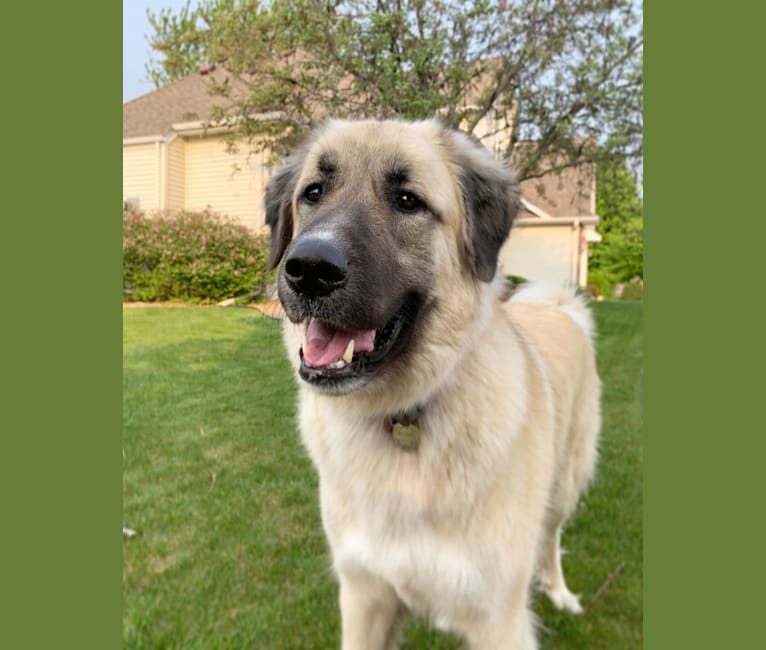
[582,561,625,615]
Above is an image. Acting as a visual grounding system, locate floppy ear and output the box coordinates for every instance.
[264,156,303,270]
[449,131,521,282]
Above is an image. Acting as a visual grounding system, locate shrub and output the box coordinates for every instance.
[589,157,643,300]
[620,278,644,302]
[588,267,619,300]
[123,209,273,303]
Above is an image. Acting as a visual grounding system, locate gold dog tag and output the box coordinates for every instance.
[392,422,419,451]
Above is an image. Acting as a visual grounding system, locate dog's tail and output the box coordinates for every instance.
[509,282,596,341]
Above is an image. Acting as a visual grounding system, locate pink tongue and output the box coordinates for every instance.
[303,320,376,367]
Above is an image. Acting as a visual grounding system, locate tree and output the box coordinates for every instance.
[146,0,212,88]
[146,0,642,178]
[588,156,643,296]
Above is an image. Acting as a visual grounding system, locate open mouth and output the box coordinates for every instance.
[298,294,421,389]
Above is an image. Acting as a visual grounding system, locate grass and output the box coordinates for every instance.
[123,301,642,649]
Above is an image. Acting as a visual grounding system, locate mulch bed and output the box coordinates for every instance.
[123,301,203,308]
[123,300,284,320]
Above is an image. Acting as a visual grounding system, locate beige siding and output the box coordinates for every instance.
[499,225,576,288]
[166,138,186,210]
[185,136,269,230]
[123,143,159,210]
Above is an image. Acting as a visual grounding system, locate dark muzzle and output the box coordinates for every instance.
[284,236,349,298]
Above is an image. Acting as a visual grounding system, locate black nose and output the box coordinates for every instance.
[284,236,349,298]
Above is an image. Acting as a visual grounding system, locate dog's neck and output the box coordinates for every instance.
[383,404,424,451]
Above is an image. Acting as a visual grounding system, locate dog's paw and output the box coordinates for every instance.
[546,587,583,614]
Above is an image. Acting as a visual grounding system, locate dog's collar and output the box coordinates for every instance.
[383,405,424,452]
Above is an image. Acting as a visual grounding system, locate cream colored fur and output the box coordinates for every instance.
[275,120,602,649]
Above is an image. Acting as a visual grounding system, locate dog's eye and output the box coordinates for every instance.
[303,183,324,203]
[395,191,423,213]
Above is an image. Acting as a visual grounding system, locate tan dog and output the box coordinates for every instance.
[265,119,601,649]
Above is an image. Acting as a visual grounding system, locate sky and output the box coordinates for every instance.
[125,2,643,104]
[123,0,197,103]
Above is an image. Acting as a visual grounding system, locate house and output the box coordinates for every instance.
[502,167,601,289]
[123,68,600,289]
[123,67,269,230]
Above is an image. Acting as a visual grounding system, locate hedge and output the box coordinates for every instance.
[123,209,272,303]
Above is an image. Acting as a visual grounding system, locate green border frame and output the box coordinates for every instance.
[4,0,763,646]
[645,1,764,648]
[1,4,122,648]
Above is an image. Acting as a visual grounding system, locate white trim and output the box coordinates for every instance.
[170,121,233,137]
[123,132,178,146]
[515,215,599,227]
[582,226,602,243]
[123,110,284,145]
[123,134,165,145]
[571,220,580,287]
[171,111,285,137]
[577,220,590,289]
[520,197,553,219]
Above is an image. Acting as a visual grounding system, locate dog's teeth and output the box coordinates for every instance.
[342,339,355,364]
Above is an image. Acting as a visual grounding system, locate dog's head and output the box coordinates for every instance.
[265,119,519,398]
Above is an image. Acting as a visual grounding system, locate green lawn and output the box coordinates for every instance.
[123,301,642,649]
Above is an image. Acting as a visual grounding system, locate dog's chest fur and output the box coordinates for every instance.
[297,326,556,624]
[315,430,497,623]
[334,506,488,625]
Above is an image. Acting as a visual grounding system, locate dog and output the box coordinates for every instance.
[265,118,601,649]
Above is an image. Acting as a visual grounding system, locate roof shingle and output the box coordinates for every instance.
[519,164,596,218]
[123,67,249,139]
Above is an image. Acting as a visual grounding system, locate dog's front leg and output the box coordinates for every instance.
[338,567,403,650]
